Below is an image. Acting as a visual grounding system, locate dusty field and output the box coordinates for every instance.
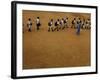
[23,10,91,69]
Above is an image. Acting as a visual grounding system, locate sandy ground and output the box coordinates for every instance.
[23,10,91,69]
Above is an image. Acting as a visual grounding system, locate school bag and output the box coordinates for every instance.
[72,20,74,24]
[64,20,66,24]
[48,22,51,26]
[30,23,32,25]
[55,21,58,26]
[37,23,41,26]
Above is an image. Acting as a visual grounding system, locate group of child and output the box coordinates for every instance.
[26,17,41,32]
[71,18,91,35]
[47,17,91,35]
[25,16,91,35]
[71,18,91,29]
[48,17,68,32]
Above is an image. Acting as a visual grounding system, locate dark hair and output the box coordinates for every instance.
[51,19,53,21]
[57,19,59,21]
[28,18,31,20]
[37,17,39,19]
[66,17,68,19]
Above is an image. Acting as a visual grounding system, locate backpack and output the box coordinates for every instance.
[30,23,32,25]
[64,20,66,24]
[72,20,74,24]
[55,22,58,26]
[48,22,51,26]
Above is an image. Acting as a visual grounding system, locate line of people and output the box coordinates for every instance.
[25,17,91,35]
[71,18,91,29]
[48,17,68,32]
[71,18,91,35]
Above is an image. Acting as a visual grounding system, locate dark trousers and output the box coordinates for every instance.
[37,26,39,30]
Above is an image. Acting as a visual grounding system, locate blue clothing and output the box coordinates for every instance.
[76,23,81,35]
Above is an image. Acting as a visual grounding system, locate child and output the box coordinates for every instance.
[86,19,91,29]
[81,19,85,29]
[48,19,53,32]
[71,18,76,28]
[88,19,91,29]
[27,18,32,32]
[36,17,41,30]
[64,17,68,28]
[60,18,64,30]
[77,18,82,28]
[54,19,60,31]
[76,19,81,35]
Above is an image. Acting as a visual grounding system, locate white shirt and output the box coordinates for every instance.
[27,20,32,28]
[36,18,40,24]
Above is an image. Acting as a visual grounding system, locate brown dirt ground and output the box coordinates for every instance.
[23,10,91,69]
